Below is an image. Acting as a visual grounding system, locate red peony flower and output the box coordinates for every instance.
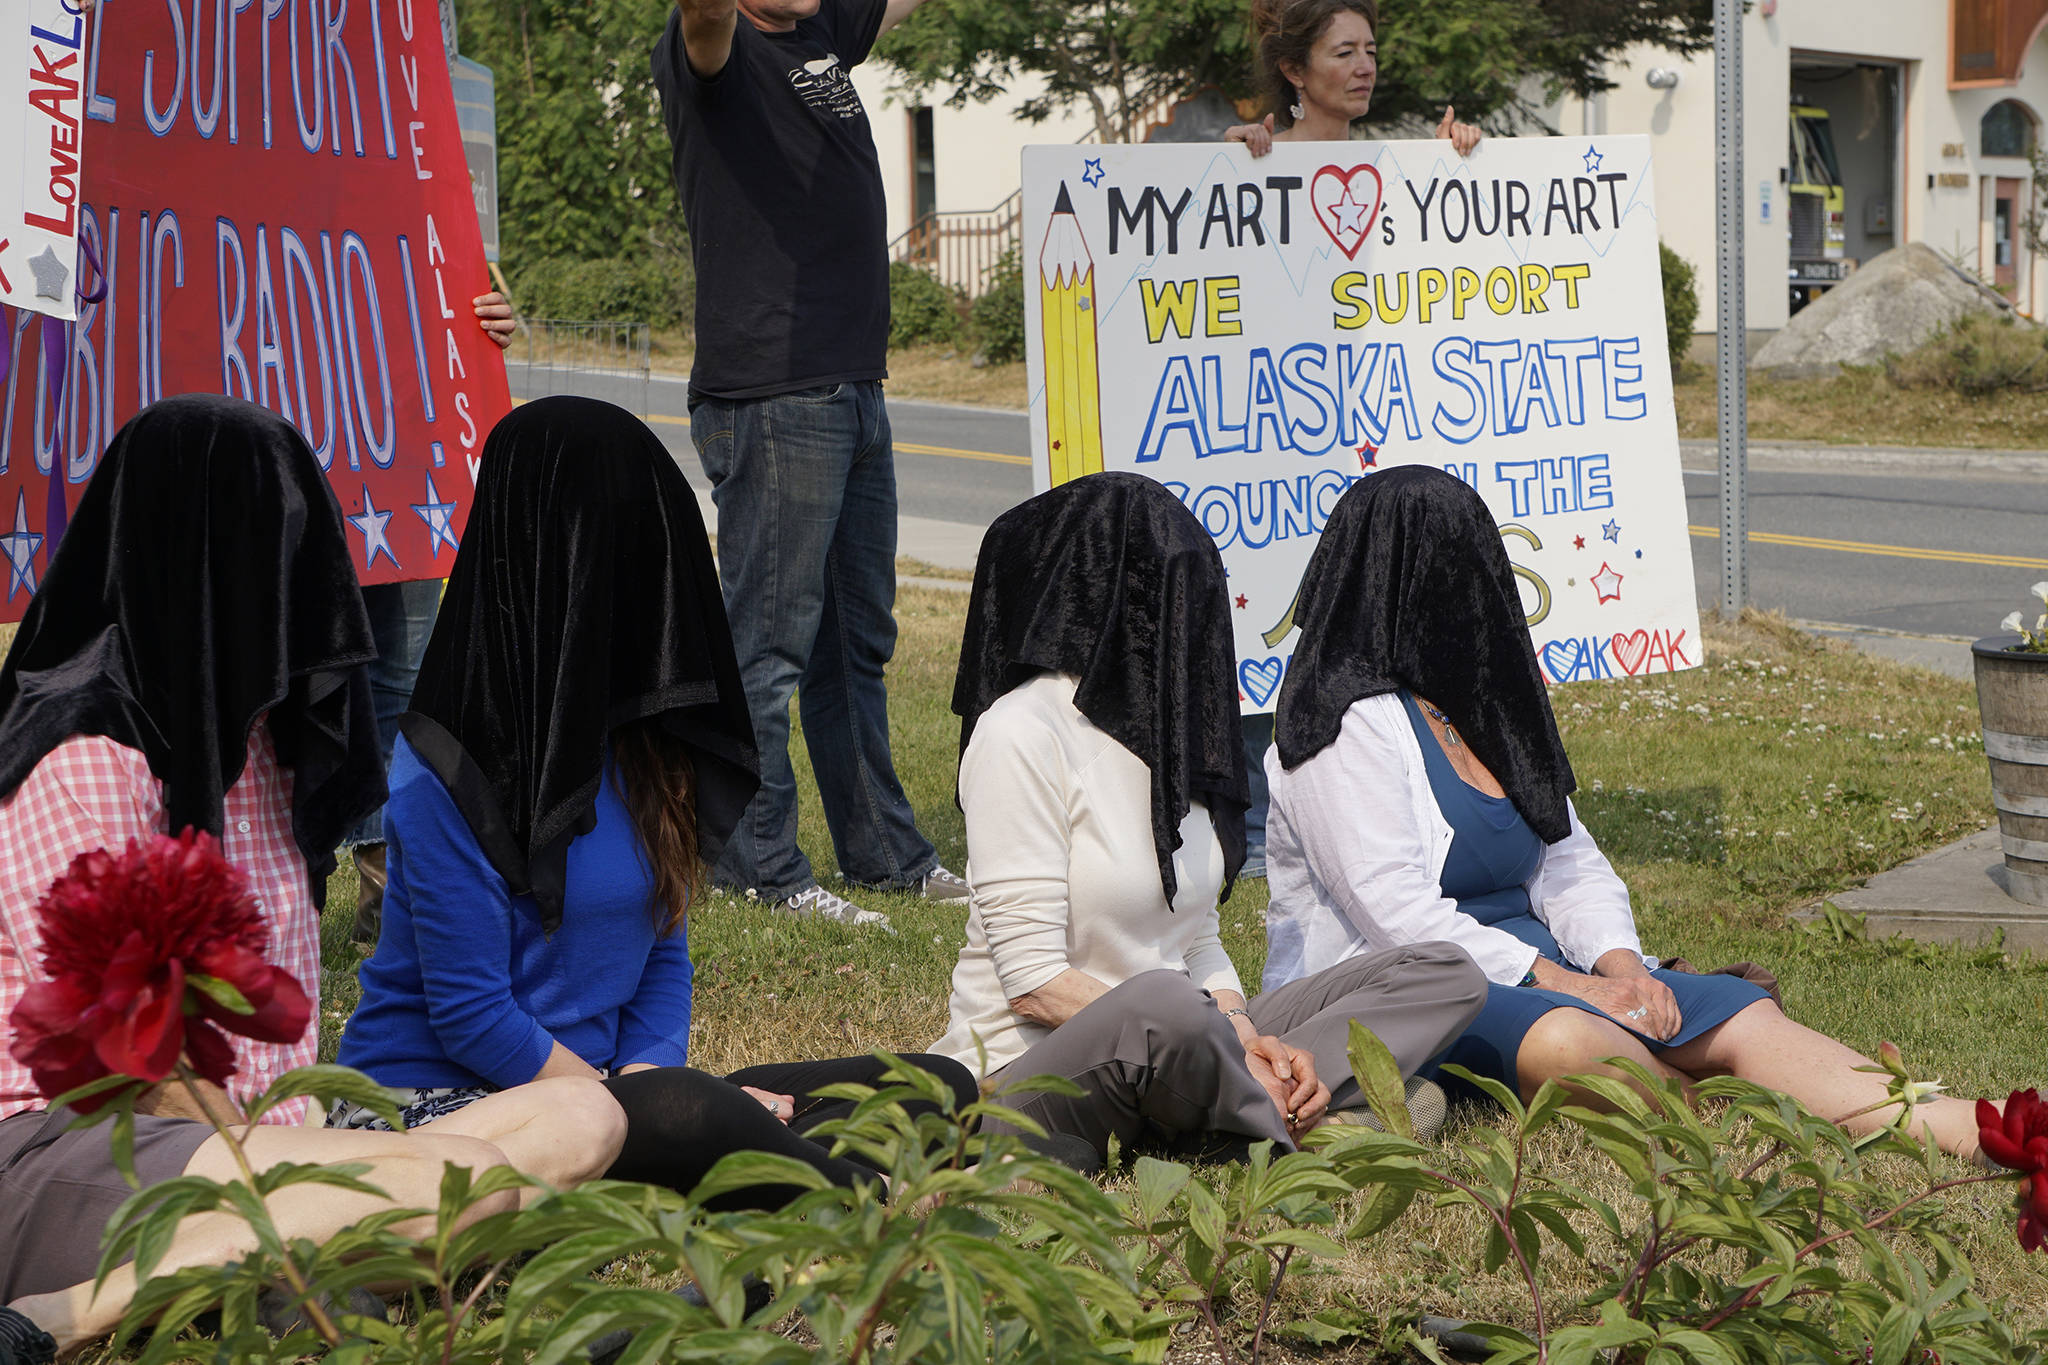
[6,831,311,1112]
[1977,1089,2048,1252]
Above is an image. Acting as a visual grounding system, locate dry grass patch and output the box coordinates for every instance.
[1675,361,2048,450]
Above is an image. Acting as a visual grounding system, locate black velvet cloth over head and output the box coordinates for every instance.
[0,395,386,905]
[1274,466,1576,844]
[400,396,759,934]
[953,472,1248,904]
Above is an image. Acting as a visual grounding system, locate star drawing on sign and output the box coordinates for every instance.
[1582,145,1603,174]
[1591,561,1624,603]
[1357,442,1377,470]
[28,246,70,303]
[1235,594,1248,610]
[349,486,400,570]
[2,489,43,601]
[1082,157,1106,188]
[1332,187,1372,236]
[412,473,461,559]
[1573,534,1585,550]
[1602,518,1621,543]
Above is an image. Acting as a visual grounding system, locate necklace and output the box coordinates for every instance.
[1418,699,1462,747]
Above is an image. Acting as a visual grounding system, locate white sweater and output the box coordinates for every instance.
[1262,692,1648,993]
[933,673,1242,1077]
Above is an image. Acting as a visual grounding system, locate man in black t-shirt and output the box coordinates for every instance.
[652,0,967,929]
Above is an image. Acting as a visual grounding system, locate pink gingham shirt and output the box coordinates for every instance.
[0,730,320,1125]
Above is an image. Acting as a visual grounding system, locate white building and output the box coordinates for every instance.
[1557,0,2048,334]
[858,1,2048,332]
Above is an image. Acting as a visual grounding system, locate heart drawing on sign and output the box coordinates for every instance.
[1310,164,1384,260]
[1540,638,1590,683]
[1610,630,1653,677]
[1240,656,1285,707]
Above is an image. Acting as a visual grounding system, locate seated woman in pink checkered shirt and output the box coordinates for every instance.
[0,396,623,1363]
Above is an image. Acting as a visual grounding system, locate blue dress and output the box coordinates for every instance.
[1401,694,1767,1097]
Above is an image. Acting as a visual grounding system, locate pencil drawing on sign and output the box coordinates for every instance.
[1037,183,1106,486]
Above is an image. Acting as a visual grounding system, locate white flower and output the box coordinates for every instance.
[2004,611,2026,634]
[2032,580,2048,605]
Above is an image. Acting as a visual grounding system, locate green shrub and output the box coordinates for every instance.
[1659,241,1699,376]
[1888,310,2048,394]
[888,261,965,349]
[972,247,1028,365]
[506,250,694,330]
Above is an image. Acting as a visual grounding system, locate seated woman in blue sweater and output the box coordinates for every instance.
[335,396,976,1205]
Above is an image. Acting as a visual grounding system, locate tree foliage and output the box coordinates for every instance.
[877,0,1719,141]
[876,0,1259,146]
[453,0,685,268]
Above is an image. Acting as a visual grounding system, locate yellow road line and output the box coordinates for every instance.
[896,441,1032,466]
[1689,524,2048,570]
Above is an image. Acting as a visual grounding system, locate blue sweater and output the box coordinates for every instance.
[337,737,693,1089]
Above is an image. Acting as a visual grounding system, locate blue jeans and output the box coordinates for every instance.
[1242,713,1273,876]
[346,578,442,846]
[690,381,937,900]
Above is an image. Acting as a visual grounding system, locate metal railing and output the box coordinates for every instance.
[508,319,654,417]
[890,191,1023,298]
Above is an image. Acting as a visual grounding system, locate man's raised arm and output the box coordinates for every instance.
[677,0,741,79]
[879,0,940,38]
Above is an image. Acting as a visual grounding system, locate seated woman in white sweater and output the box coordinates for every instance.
[932,473,1486,1170]
[1262,467,1990,1158]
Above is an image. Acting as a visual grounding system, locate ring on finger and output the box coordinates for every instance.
[1625,1007,1647,1020]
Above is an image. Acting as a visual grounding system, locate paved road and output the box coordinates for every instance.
[512,363,2048,663]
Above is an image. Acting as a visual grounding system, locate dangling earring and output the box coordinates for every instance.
[1289,86,1306,122]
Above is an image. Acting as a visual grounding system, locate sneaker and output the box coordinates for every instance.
[779,883,896,934]
[918,865,972,902]
[0,1308,55,1365]
[1323,1076,1450,1141]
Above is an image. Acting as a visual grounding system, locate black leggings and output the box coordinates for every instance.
[599,1054,978,1210]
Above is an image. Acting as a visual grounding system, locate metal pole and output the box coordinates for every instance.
[1715,0,1748,616]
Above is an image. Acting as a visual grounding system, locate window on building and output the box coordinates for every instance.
[1982,100,2037,159]
[911,107,938,227]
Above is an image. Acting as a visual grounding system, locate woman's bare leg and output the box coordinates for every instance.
[1514,1005,1691,1106]
[10,1123,514,1355]
[1663,1000,1983,1158]
[413,1076,625,1197]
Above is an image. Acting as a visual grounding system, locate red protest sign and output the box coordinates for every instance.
[0,0,508,623]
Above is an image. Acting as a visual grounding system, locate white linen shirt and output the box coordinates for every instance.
[1262,692,1648,993]
[933,673,1242,1077]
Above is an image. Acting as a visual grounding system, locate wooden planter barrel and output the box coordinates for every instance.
[1974,635,2048,908]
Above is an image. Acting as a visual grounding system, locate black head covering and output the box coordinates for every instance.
[400,396,759,934]
[1274,466,1575,843]
[0,394,386,905]
[954,472,1247,904]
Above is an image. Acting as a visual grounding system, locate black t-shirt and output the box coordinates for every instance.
[652,2,891,400]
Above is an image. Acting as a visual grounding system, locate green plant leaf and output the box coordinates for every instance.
[186,971,255,1015]
[1133,1155,1192,1225]
[1344,1019,1415,1140]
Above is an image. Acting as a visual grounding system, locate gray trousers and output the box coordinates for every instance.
[985,943,1487,1162]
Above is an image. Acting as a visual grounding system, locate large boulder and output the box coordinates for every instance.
[1751,242,2016,378]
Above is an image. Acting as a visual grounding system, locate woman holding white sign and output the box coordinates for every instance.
[1225,0,1481,157]
[933,474,1487,1172]
[1260,469,1991,1159]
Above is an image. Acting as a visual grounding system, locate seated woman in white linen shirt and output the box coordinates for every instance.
[931,473,1487,1171]
[1261,467,1990,1158]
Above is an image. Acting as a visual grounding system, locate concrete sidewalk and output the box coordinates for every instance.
[1815,828,2047,953]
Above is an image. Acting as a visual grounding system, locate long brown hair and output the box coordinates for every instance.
[611,716,702,937]
[1250,0,1380,131]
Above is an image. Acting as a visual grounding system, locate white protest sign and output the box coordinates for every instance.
[0,0,85,322]
[1023,136,1701,711]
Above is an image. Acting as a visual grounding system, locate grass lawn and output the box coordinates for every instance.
[315,591,2048,1344]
